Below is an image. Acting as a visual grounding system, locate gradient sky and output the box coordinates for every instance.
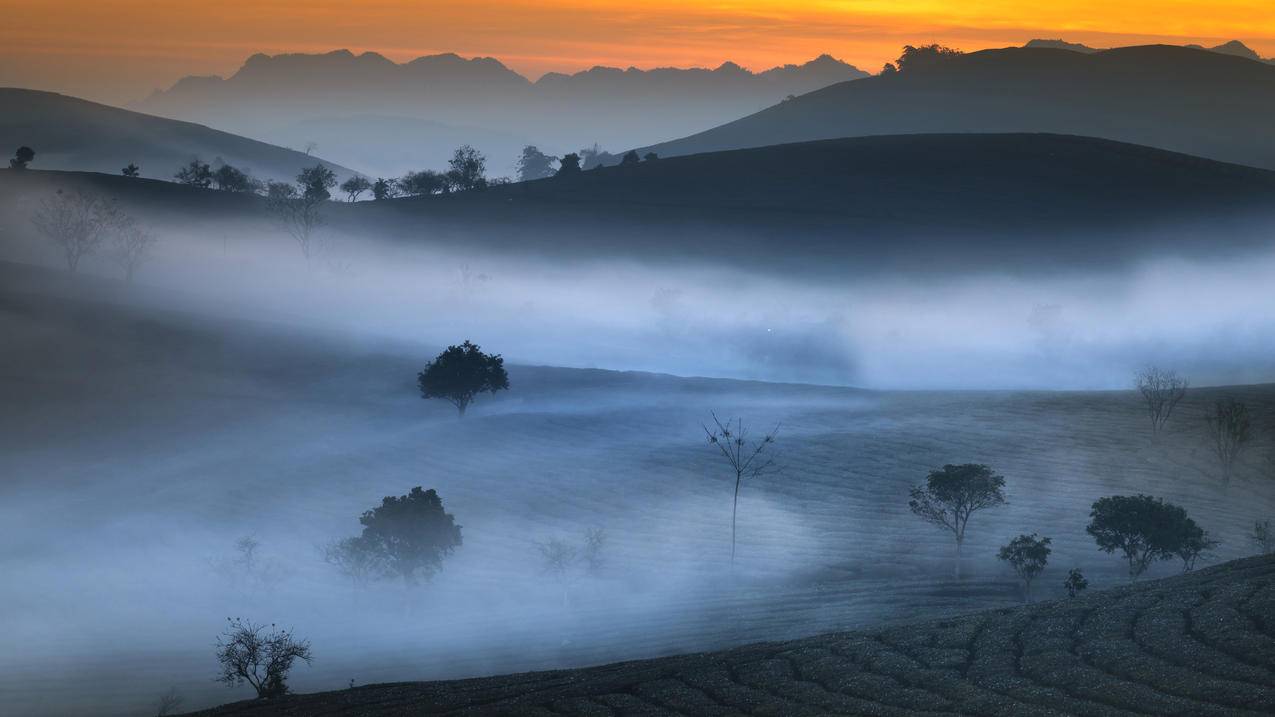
[3,0,1274,105]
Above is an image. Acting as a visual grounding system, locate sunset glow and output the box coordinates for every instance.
[3,0,1275,104]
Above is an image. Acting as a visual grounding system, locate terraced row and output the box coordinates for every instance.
[192,555,1275,716]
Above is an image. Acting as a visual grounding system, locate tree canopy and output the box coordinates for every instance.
[1087,495,1211,578]
[10,146,34,169]
[354,487,463,584]
[909,463,1007,577]
[517,146,557,181]
[417,340,509,417]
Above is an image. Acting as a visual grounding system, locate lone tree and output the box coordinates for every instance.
[1087,494,1206,579]
[122,163,141,177]
[352,487,463,585]
[417,340,509,417]
[174,158,213,188]
[908,464,1007,578]
[1254,519,1273,554]
[998,533,1051,602]
[109,220,157,282]
[1063,568,1089,598]
[556,153,582,176]
[340,175,372,202]
[10,145,34,169]
[212,164,253,192]
[266,181,325,262]
[516,146,557,181]
[1206,398,1251,482]
[703,413,779,568]
[298,164,337,201]
[371,177,400,200]
[1135,366,1188,437]
[215,618,311,699]
[446,145,487,191]
[31,189,124,272]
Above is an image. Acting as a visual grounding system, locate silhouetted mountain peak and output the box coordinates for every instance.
[1186,39,1263,61]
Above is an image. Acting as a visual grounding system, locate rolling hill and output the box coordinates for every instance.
[187,553,1275,716]
[0,89,352,182]
[5,133,1275,279]
[644,45,1275,171]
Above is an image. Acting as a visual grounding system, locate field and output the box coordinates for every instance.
[190,553,1275,716]
[2,262,1274,715]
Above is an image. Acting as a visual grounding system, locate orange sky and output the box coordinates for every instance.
[3,0,1274,104]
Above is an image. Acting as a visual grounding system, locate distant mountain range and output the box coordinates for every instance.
[130,51,868,177]
[1024,38,1274,62]
[0,89,349,182]
[644,44,1275,170]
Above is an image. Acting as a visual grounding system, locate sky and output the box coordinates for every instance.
[3,0,1275,105]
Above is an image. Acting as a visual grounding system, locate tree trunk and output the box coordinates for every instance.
[731,473,741,569]
[954,536,963,580]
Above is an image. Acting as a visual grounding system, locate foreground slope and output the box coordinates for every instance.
[0,89,351,182]
[645,45,1275,171]
[190,554,1275,716]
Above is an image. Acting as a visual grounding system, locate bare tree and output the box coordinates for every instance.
[216,618,312,699]
[1254,519,1273,554]
[109,220,157,282]
[909,464,1007,579]
[31,189,123,272]
[1206,399,1251,482]
[703,413,779,568]
[1135,367,1188,437]
[538,537,578,606]
[582,527,607,575]
[266,182,325,262]
[154,687,183,716]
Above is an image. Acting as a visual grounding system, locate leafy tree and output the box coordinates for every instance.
[908,464,1007,578]
[31,189,125,272]
[1063,568,1089,598]
[1087,494,1203,579]
[998,533,1051,601]
[896,44,964,73]
[643,152,659,162]
[174,158,213,188]
[557,153,582,176]
[1175,521,1218,572]
[417,340,509,417]
[516,145,557,181]
[1254,519,1274,554]
[322,536,386,586]
[121,163,141,177]
[446,145,487,191]
[10,145,35,169]
[703,413,779,568]
[215,618,311,699]
[620,150,640,165]
[1206,398,1251,481]
[1135,366,1188,437]
[339,175,372,202]
[397,169,448,197]
[352,487,463,585]
[212,164,253,192]
[297,164,337,201]
[372,177,399,200]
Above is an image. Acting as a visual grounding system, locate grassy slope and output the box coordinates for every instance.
[0,89,352,182]
[2,261,1274,714]
[189,553,1275,715]
[645,45,1275,171]
[5,132,1275,277]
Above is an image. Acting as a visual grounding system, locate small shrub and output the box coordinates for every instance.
[1064,568,1089,598]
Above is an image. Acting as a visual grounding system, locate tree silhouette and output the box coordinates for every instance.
[266,181,325,262]
[998,533,1051,602]
[174,159,213,188]
[1063,568,1088,597]
[353,487,463,585]
[1206,398,1251,482]
[557,153,582,176]
[896,44,964,72]
[1087,494,1205,579]
[517,146,557,181]
[212,164,252,192]
[909,464,1007,578]
[417,340,509,417]
[121,163,140,177]
[446,145,487,191]
[397,170,447,196]
[643,152,659,162]
[31,189,125,272]
[10,146,34,169]
[702,413,779,568]
[340,175,372,202]
[1135,366,1188,437]
[372,177,400,200]
[620,150,640,165]
[297,164,337,201]
[215,618,311,698]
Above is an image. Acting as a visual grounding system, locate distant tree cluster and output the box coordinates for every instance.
[895,44,965,73]
[10,145,34,169]
[1087,494,1215,578]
